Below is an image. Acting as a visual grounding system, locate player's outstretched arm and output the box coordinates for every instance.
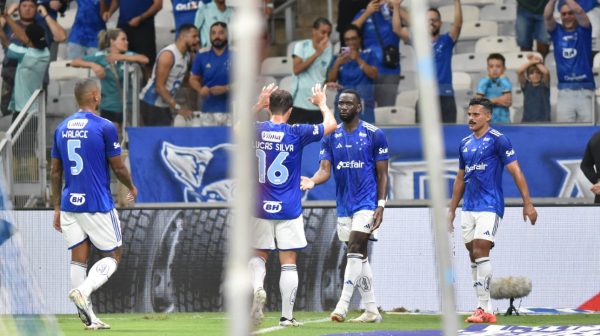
[50,158,63,232]
[300,159,332,191]
[448,169,465,232]
[252,83,278,114]
[309,83,337,135]
[108,156,138,205]
[372,159,389,231]
[506,161,537,225]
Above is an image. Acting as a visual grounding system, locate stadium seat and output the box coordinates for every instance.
[333,41,341,55]
[156,26,176,51]
[474,36,519,54]
[278,75,294,92]
[451,52,488,74]
[326,87,337,109]
[479,4,517,35]
[455,20,498,54]
[452,71,472,91]
[438,5,480,23]
[374,106,415,125]
[49,61,90,82]
[461,0,503,7]
[454,88,475,123]
[511,87,524,123]
[260,56,293,78]
[395,89,418,108]
[550,86,558,121]
[286,40,300,58]
[400,45,415,72]
[398,71,417,92]
[504,52,543,70]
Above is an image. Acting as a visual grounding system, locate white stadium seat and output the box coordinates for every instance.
[452,71,472,91]
[475,36,519,54]
[278,75,294,93]
[504,52,543,70]
[398,71,417,92]
[455,20,498,54]
[375,106,415,125]
[260,56,293,78]
[395,89,418,108]
[400,45,415,72]
[438,5,480,23]
[479,4,517,35]
[451,53,488,73]
[461,0,503,7]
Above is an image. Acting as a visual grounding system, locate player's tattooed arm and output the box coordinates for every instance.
[50,158,63,232]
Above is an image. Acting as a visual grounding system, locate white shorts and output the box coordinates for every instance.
[461,211,500,244]
[337,210,377,242]
[61,209,122,252]
[252,215,307,250]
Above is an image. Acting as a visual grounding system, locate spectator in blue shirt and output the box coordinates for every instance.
[327,25,378,123]
[189,21,231,126]
[67,0,106,59]
[545,0,594,123]
[427,0,462,123]
[476,53,513,123]
[352,0,409,107]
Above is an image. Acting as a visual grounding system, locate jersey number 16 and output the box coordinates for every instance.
[256,149,289,185]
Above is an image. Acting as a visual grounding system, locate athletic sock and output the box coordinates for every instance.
[71,261,98,321]
[470,262,477,284]
[78,257,118,297]
[475,257,492,313]
[357,257,378,313]
[279,264,298,320]
[248,256,267,292]
[336,253,364,313]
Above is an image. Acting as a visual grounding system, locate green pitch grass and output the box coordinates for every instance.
[55,311,600,336]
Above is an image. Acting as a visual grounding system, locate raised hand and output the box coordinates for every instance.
[309,83,328,106]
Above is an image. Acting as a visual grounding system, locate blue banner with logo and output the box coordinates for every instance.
[128,126,598,203]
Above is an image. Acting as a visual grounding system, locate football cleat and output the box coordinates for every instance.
[85,319,111,330]
[330,307,346,322]
[465,308,485,323]
[279,317,303,327]
[250,288,267,326]
[349,311,383,323]
[69,289,92,327]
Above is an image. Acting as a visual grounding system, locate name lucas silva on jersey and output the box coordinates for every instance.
[254,141,295,152]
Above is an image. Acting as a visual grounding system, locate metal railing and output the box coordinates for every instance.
[0,89,46,207]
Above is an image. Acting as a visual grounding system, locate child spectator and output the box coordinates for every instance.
[517,54,550,122]
[476,53,512,123]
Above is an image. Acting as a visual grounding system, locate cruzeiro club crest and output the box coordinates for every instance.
[161,142,235,202]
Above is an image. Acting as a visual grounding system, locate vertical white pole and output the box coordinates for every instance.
[227,0,261,335]
[408,1,458,335]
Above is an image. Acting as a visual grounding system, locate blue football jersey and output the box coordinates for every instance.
[255,121,324,220]
[320,121,389,217]
[51,111,121,212]
[458,128,517,218]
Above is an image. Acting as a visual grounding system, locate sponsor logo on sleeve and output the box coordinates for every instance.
[378,147,388,155]
[505,149,515,157]
[113,142,121,149]
[313,125,319,135]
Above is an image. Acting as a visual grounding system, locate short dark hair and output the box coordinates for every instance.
[487,53,506,66]
[210,21,228,32]
[468,97,493,113]
[269,90,293,115]
[428,7,441,18]
[313,17,332,30]
[342,24,362,40]
[178,23,198,36]
[340,89,361,103]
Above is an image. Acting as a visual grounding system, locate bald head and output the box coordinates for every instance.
[74,79,100,110]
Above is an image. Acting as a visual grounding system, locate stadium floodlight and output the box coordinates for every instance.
[408,0,459,335]
[227,0,262,335]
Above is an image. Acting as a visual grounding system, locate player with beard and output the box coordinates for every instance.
[139,23,198,126]
[301,89,389,323]
[448,98,538,324]
[189,21,231,126]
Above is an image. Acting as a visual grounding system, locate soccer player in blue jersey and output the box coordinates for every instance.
[248,83,337,327]
[51,79,137,330]
[301,89,389,323]
[448,98,538,324]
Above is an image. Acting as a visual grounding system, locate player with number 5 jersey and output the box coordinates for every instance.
[248,83,337,327]
[51,79,137,331]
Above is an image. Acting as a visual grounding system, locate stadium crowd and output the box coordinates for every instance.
[0,0,599,128]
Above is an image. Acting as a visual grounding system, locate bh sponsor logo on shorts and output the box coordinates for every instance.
[69,193,86,206]
[336,160,364,170]
[263,201,282,214]
[465,163,487,173]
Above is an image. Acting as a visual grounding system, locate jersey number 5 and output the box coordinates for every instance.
[67,139,83,175]
[256,149,289,185]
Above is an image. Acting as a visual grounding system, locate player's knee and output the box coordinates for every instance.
[347,241,364,254]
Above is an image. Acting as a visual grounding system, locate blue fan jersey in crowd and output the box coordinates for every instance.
[319,121,389,217]
[255,122,324,220]
[551,24,595,90]
[68,0,105,48]
[458,128,517,218]
[51,111,121,213]
[353,10,400,75]
[172,0,201,32]
[433,33,456,96]
[191,47,231,113]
